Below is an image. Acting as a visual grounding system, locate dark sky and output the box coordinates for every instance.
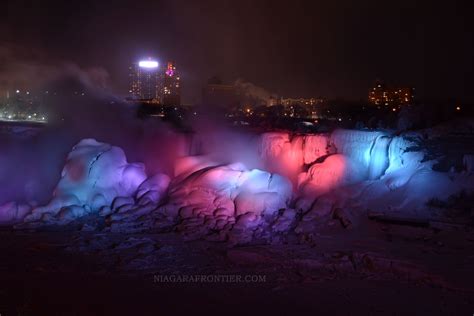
[2,0,474,103]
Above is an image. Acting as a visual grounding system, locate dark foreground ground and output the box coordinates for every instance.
[1,218,474,315]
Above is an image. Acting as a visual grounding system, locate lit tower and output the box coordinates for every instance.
[161,61,181,106]
[129,59,160,100]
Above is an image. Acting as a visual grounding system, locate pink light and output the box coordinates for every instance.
[166,62,174,76]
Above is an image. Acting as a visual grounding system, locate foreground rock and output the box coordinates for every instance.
[3,126,473,245]
[19,139,147,225]
[111,158,294,244]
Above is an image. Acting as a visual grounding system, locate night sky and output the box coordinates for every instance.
[2,0,474,103]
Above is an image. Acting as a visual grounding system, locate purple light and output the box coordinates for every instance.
[166,62,175,76]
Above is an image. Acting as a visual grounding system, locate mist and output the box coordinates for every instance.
[0,69,270,206]
[0,66,185,205]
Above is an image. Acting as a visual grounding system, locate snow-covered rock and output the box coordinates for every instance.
[136,174,170,204]
[5,127,472,242]
[118,157,295,243]
[303,134,329,164]
[0,202,32,224]
[23,139,147,223]
[330,129,387,179]
[297,154,366,204]
[260,132,329,182]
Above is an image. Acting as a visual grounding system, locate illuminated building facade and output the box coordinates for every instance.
[280,98,324,119]
[281,97,324,107]
[129,59,160,100]
[161,62,181,106]
[369,82,414,107]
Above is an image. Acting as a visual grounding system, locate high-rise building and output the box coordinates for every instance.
[369,81,414,107]
[129,59,160,100]
[162,62,181,106]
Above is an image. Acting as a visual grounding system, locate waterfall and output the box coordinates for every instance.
[368,135,392,180]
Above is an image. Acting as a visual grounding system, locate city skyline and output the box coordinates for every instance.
[2,0,474,104]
